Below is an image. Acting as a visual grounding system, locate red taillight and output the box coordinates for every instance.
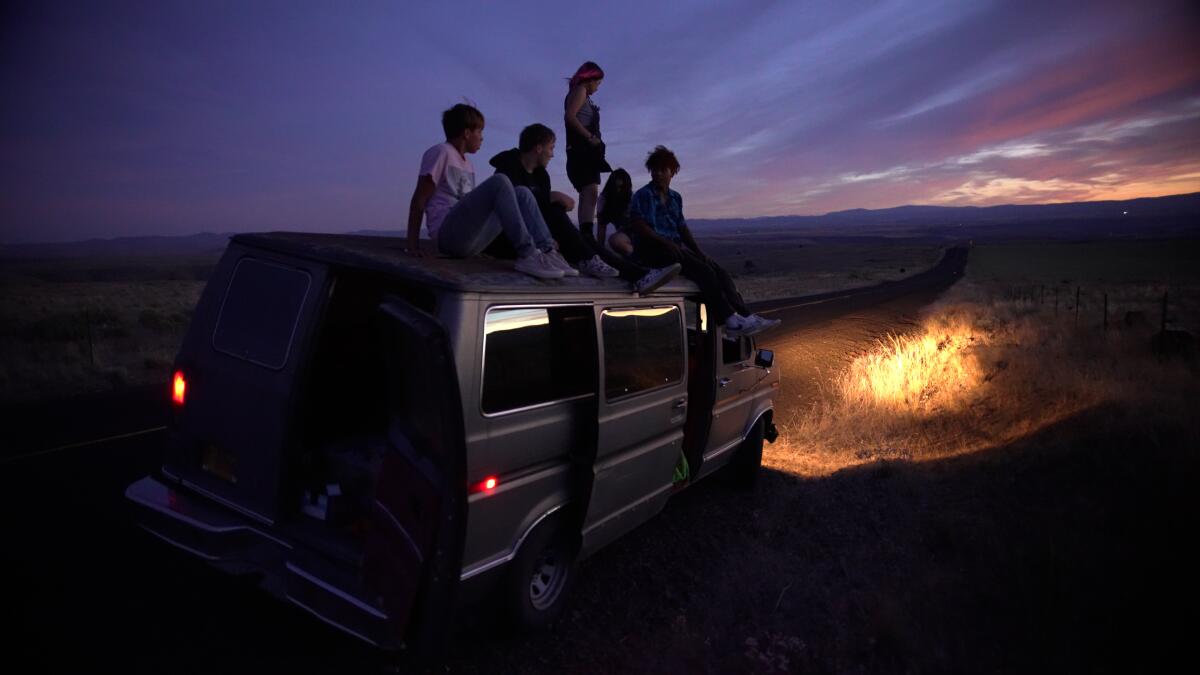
[172,371,186,406]
[471,476,499,494]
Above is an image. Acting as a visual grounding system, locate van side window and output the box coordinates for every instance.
[212,258,311,370]
[482,306,597,414]
[722,335,752,364]
[602,305,684,400]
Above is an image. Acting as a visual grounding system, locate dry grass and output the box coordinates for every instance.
[0,277,205,403]
[768,277,1199,479]
[698,236,944,302]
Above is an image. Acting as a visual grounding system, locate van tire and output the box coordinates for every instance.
[728,418,764,489]
[504,514,576,631]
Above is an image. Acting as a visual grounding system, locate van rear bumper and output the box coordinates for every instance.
[125,475,399,649]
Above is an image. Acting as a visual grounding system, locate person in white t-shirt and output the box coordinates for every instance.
[405,103,571,279]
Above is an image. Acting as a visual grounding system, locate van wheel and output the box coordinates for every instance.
[728,418,764,489]
[504,515,575,631]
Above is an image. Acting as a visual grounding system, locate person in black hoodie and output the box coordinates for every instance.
[487,124,681,293]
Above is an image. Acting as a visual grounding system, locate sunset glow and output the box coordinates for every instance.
[2,1,1198,243]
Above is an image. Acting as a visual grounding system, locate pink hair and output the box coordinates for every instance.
[568,61,605,89]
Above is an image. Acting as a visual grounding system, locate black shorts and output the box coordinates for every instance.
[566,144,612,191]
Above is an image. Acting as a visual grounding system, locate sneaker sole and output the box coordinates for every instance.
[634,265,682,295]
[515,264,564,279]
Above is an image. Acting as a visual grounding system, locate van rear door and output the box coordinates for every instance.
[363,296,466,657]
[164,244,328,523]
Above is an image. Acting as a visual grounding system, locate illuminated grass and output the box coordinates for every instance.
[768,280,1199,477]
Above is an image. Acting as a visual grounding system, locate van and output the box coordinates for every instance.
[125,232,779,656]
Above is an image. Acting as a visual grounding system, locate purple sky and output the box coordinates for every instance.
[2,0,1199,244]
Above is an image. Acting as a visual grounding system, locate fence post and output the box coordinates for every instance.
[1075,287,1080,327]
[1040,285,1045,305]
[1161,291,1168,332]
[1054,287,1059,315]
[1103,293,1108,331]
[85,309,95,366]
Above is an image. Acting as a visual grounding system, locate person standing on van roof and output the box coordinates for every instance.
[626,146,782,338]
[406,103,573,280]
[564,62,611,248]
[488,124,682,294]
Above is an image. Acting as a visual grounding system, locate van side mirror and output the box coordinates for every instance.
[755,349,774,369]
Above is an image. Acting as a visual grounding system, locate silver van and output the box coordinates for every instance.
[125,232,779,656]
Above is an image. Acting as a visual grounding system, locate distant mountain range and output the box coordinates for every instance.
[686,191,1200,240]
[0,231,233,259]
[3,192,1197,259]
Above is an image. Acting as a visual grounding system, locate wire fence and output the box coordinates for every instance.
[999,283,1196,356]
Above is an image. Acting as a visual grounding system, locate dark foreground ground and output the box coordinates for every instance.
[3,247,1195,673]
[4,397,1194,674]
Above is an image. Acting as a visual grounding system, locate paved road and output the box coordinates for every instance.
[749,246,968,422]
[2,247,968,673]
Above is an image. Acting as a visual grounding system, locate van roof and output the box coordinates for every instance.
[233,232,700,296]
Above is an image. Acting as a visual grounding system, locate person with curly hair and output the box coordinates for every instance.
[626,146,781,338]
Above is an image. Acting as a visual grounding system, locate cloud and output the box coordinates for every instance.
[952,142,1055,165]
[2,0,1199,241]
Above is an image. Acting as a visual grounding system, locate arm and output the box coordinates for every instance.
[628,216,680,256]
[679,221,705,258]
[594,193,607,242]
[406,175,436,255]
[564,85,601,145]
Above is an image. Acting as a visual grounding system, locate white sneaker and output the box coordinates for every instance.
[746,313,781,332]
[724,312,772,338]
[543,249,580,276]
[724,313,764,339]
[580,255,620,278]
[514,250,565,279]
[633,263,682,295]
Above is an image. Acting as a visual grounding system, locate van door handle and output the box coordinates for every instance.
[718,377,732,388]
[672,398,687,409]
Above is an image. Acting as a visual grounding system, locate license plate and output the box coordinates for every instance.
[200,442,238,483]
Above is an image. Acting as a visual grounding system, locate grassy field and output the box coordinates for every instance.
[0,238,942,405]
[743,238,1199,672]
[772,238,1199,475]
[0,255,213,404]
[700,232,943,303]
[4,235,1195,671]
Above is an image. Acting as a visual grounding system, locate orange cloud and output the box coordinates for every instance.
[957,29,1200,149]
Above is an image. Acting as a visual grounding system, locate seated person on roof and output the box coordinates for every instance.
[405,103,572,280]
[598,168,636,257]
[487,124,680,294]
[625,145,781,338]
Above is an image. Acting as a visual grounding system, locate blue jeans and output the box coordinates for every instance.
[437,175,554,257]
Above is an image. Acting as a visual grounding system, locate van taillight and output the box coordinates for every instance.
[172,371,186,406]
[471,476,499,494]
